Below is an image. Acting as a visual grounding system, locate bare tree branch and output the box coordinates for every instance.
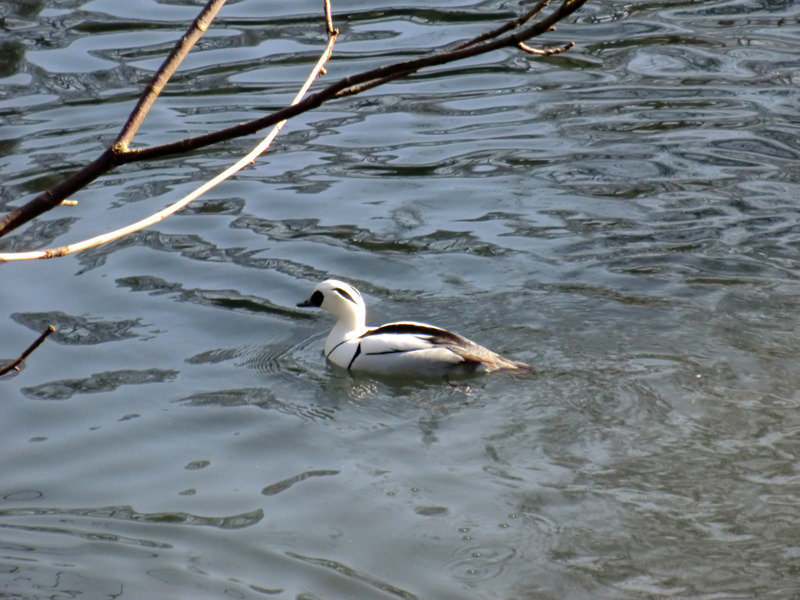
[0,0,229,239]
[0,325,55,378]
[0,0,588,243]
[0,24,338,261]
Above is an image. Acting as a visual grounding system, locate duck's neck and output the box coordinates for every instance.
[333,310,365,336]
[325,313,366,356]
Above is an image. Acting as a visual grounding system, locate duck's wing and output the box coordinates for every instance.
[358,322,459,354]
[358,321,531,373]
[346,322,465,375]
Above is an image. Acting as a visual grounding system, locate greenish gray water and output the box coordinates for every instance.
[2,0,800,598]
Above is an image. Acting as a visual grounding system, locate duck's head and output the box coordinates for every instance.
[297,279,367,329]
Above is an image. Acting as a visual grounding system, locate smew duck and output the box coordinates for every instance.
[298,279,531,377]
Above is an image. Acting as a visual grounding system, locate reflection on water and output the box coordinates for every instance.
[3,0,800,598]
[0,503,264,529]
[21,368,179,400]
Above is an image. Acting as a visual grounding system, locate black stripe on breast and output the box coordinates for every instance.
[347,342,362,370]
[326,339,348,359]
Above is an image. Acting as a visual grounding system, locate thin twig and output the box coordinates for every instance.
[0,26,338,261]
[116,0,227,150]
[324,0,337,36]
[452,0,550,51]
[0,325,55,377]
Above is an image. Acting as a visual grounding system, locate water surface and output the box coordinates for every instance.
[2,0,800,598]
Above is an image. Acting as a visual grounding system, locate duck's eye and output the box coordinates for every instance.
[334,288,357,304]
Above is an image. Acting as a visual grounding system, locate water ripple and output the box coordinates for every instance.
[286,551,420,600]
[0,504,264,530]
[21,368,178,401]
[261,469,340,497]
[4,1,800,599]
[444,543,517,583]
[180,387,336,422]
[12,311,144,344]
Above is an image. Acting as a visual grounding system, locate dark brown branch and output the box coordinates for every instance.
[0,0,588,240]
[333,69,420,99]
[0,148,120,240]
[0,325,55,377]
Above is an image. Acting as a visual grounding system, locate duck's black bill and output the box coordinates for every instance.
[297,290,324,308]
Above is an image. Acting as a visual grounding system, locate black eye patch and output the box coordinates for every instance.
[309,290,324,307]
[334,288,357,304]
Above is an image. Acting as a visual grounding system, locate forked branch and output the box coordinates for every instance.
[116,0,227,150]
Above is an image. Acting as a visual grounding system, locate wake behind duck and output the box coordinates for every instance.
[298,279,531,377]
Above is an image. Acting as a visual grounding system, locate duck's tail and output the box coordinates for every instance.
[487,356,533,374]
